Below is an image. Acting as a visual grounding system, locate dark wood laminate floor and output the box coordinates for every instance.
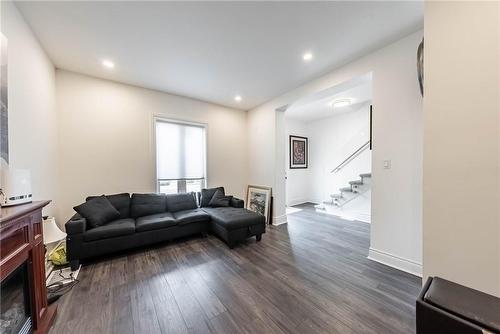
[50,204,421,334]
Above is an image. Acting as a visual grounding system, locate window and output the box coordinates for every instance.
[155,119,206,194]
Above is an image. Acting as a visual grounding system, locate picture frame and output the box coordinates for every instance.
[246,185,272,224]
[289,135,308,169]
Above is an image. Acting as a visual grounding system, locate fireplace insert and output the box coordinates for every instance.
[1,263,32,334]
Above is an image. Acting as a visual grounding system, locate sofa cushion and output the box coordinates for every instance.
[135,212,177,232]
[86,193,131,219]
[130,193,167,218]
[83,218,135,242]
[202,207,265,231]
[73,195,121,228]
[200,187,225,207]
[208,189,233,207]
[173,209,211,225]
[166,193,198,212]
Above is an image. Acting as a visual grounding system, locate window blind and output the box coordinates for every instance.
[156,120,206,180]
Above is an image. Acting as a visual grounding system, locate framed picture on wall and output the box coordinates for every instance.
[289,135,308,169]
[246,185,272,224]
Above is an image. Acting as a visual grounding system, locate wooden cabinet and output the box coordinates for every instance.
[0,201,57,334]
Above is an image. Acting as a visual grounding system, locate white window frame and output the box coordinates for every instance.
[153,116,208,194]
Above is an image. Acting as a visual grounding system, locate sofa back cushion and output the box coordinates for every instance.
[166,193,198,212]
[73,195,121,229]
[86,193,130,219]
[200,187,225,207]
[130,193,167,218]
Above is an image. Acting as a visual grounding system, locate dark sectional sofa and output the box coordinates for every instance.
[65,187,265,270]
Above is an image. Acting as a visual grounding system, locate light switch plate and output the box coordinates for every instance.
[383,160,391,169]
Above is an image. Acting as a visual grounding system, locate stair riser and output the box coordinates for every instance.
[349,180,363,186]
[328,172,372,207]
[361,177,372,183]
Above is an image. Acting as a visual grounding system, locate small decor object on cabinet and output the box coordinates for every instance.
[417,37,424,97]
[289,135,308,169]
[246,185,272,224]
[1,33,8,165]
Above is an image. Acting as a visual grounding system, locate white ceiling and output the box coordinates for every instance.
[15,1,423,110]
[286,73,372,122]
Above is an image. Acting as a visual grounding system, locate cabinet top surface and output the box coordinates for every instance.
[0,200,51,224]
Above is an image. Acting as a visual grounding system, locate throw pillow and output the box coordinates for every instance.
[73,195,121,229]
[200,187,225,207]
[86,193,131,219]
[208,189,233,207]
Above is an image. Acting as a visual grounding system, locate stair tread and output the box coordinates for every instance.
[340,187,353,192]
[330,194,343,199]
[360,173,372,178]
[349,180,363,185]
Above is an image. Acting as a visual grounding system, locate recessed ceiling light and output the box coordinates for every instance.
[102,60,115,69]
[331,99,351,108]
[234,95,242,102]
[303,52,313,61]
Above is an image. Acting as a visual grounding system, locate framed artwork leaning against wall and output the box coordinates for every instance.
[246,185,272,224]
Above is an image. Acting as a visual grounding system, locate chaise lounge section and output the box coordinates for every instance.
[65,187,265,270]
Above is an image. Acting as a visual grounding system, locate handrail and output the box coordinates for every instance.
[330,140,371,173]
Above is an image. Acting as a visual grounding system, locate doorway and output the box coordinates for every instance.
[284,73,373,223]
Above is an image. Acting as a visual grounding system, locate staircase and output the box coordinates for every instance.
[328,172,371,207]
[315,140,372,222]
[315,172,372,222]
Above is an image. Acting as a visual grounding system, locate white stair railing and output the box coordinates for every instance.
[330,140,371,174]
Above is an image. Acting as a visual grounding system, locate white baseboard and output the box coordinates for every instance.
[287,199,310,207]
[353,213,371,224]
[272,214,287,226]
[368,247,422,277]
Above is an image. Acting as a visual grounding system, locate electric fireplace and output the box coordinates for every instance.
[1,264,31,334]
[0,201,56,334]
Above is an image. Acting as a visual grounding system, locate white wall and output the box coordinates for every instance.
[247,30,423,275]
[423,1,500,296]
[247,103,280,220]
[285,118,310,206]
[1,2,58,217]
[56,70,248,222]
[308,103,371,204]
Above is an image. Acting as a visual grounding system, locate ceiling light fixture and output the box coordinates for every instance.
[234,95,242,102]
[102,60,115,69]
[303,52,313,62]
[332,99,351,108]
